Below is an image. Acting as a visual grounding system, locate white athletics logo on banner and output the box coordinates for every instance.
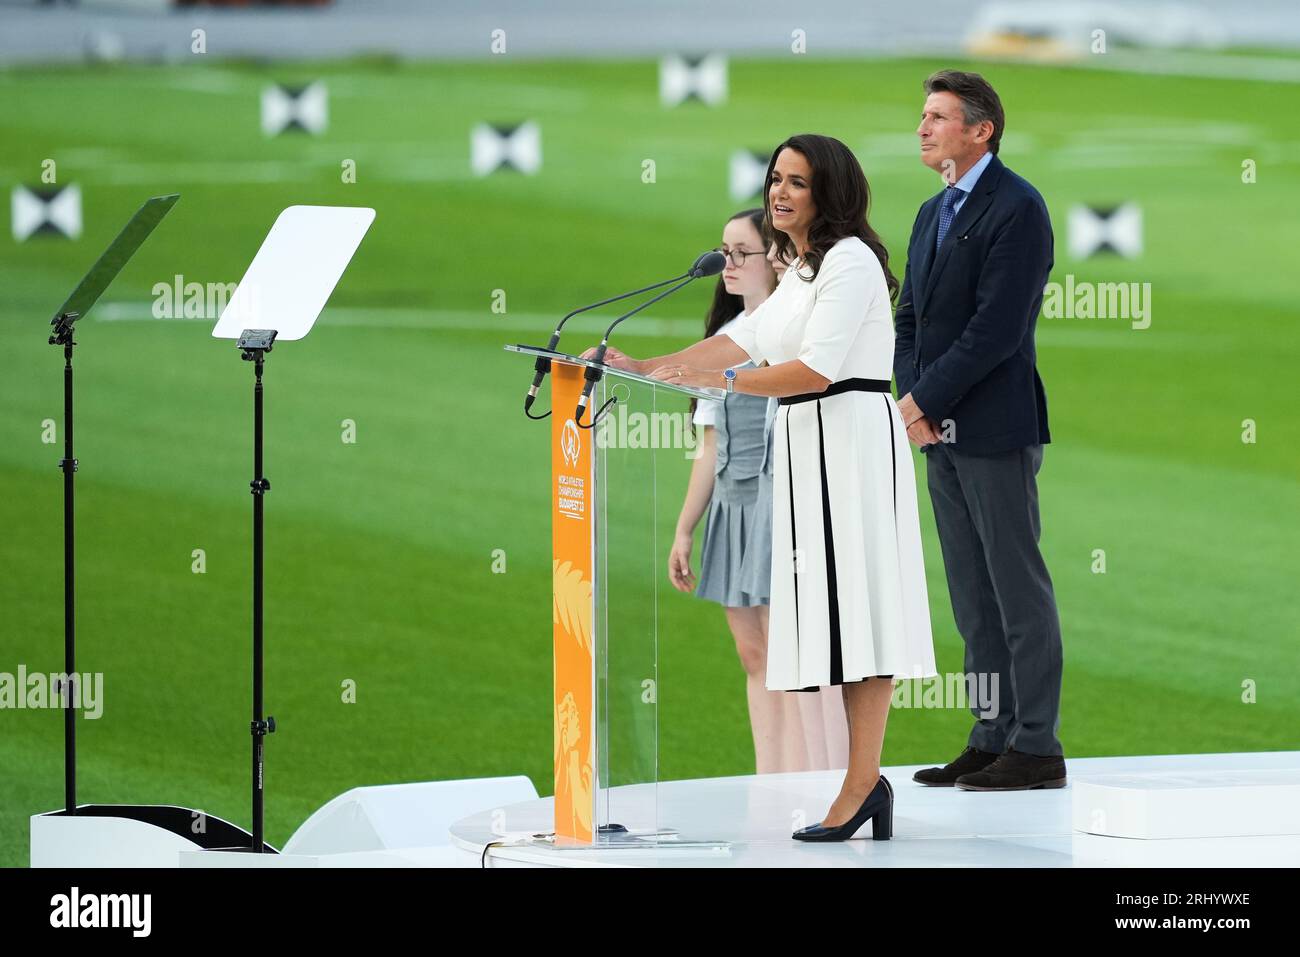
[560,418,581,468]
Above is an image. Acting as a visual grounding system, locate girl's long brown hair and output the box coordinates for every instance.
[689,208,776,416]
[703,207,772,338]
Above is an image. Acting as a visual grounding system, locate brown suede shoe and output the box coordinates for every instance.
[955,747,1067,791]
[912,746,1003,787]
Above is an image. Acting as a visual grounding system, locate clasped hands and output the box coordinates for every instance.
[899,392,941,447]
[896,393,942,448]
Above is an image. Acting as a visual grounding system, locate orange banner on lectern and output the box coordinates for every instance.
[551,363,595,843]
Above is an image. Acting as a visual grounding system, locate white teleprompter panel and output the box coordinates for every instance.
[213,205,375,341]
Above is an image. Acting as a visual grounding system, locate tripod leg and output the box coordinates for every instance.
[250,354,271,851]
[62,342,77,815]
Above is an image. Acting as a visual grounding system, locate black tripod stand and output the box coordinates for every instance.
[203,204,375,857]
[237,329,279,852]
[49,311,80,816]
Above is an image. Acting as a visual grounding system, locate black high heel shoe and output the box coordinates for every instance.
[792,774,893,842]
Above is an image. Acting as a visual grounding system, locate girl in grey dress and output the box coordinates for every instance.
[693,381,775,608]
[669,209,848,774]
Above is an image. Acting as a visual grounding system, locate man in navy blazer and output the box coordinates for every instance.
[893,71,1065,791]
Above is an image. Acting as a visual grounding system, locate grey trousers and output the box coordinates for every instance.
[925,442,1064,757]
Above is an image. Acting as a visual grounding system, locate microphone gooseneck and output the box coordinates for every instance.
[523,253,718,419]
[573,253,724,427]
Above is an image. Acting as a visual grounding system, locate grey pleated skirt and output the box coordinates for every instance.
[694,468,773,608]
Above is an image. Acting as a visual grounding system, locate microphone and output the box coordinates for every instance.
[574,251,725,425]
[688,249,728,279]
[524,251,726,418]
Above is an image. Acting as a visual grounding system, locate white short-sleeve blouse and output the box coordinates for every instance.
[722,236,893,384]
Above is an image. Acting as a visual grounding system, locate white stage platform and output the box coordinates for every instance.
[447,751,1300,868]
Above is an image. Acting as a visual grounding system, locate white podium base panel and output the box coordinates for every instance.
[180,846,479,868]
[447,752,1300,868]
[31,805,271,868]
[282,776,537,855]
[1073,768,1300,840]
[40,777,537,869]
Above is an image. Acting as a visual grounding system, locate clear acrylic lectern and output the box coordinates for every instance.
[506,344,730,853]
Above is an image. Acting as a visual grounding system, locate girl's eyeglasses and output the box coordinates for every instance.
[716,247,764,267]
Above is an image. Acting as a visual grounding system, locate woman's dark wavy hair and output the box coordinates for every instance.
[763,134,899,303]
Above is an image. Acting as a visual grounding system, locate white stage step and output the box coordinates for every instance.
[1073,768,1300,839]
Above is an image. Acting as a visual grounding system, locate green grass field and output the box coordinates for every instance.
[1,55,1298,866]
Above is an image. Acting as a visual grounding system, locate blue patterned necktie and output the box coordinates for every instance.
[935,185,962,251]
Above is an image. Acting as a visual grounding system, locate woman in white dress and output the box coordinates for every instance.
[671,207,849,776]
[592,135,937,841]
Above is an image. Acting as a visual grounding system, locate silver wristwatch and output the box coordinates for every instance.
[724,368,737,393]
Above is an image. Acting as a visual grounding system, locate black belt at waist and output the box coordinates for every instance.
[779,377,892,406]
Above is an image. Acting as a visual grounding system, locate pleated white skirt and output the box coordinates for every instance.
[764,389,938,691]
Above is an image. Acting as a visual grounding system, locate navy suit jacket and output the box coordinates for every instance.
[893,153,1053,455]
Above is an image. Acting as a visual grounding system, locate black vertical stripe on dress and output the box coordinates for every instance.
[815,400,844,686]
[884,397,905,657]
[883,395,897,519]
[785,411,800,660]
